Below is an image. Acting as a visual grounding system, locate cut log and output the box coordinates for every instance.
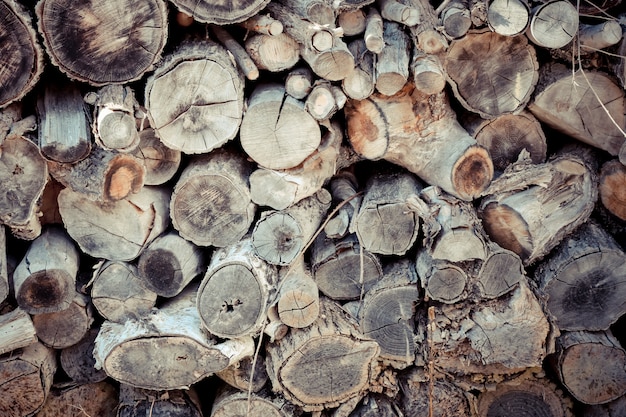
[13,226,79,314]
[266,297,381,411]
[476,242,525,299]
[0,134,48,240]
[461,110,547,174]
[84,84,140,153]
[534,221,626,332]
[0,0,44,108]
[306,82,341,121]
[375,21,410,96]
[600,159,626,221]
[36,79,92,163]
[345,82,494,201]
[277,0,335,25]
[215,354,269,392]
[94,287,255,390]
[378,0,419,27]
[285,67,314,99]
[352,170,422,256]
[409,0,448,54]
[117,384,203,417]
[364,7,385,54]
[441,1,472,39]
[276,259,320,328]
[343,39,376,100]
[91,260,157,323]
[32,291,93,349]
[170,147,256,247]
[469,0,488,26]
[398,368,472,417]
[36,0,168,85]
[311,232,383,301]
[239,13,284,36]
[240,83,321,170]
[145,39,245,154]
[553,330,626,405]
[444,30,538,118]
[170,0,270,24]
[526,0,579,49]
[59,328,108,383]
[131,127,181,186]
[248,119,345,210]
[137,230,205,298]
[0,308,37,356]
[35,381,118,417]
[357,259,419,369]
[211,385,300,417]
[579,20,623,52]
[48,147,146,202]
[486,0,530,36]
[528,63,626,157]
[338,9,367,36]
[58,185,170,261]
[212,25,260,81]
[245,33,301,73]
[475,375,574,417]
[0,225,7,304]
[197,237,278,339]
[0,341,56,417]
[324,169,360,239]
[416,249,468,304]
[411,49,446,96]
[252,189,331,266]
[479,147,597,265]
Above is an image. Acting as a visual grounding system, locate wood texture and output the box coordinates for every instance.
[170,0,271,24]
[0,308,36,356]
[35,381,118,417]
[117,384,203,417]
[59,328,108,384]
[32,291,93,349]
[130,127,181,186]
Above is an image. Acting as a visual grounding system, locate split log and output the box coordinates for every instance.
[416,250,468,304]
[117,385,203,417]
[35,381,118,417]
[170,147,256,247]
[137,230,205,298]
[338,9,367,36]
[345,82,494,201]
[266,297,381,411]
[525,0,579,49]
[475,375,573,417]
[48,147,146,202]
[356,259,420,369]
[36,79,92,163]
[211,25,260,81]
[0,0,44,108]
[324,169,360,239]
[534,221,626,332]
[352,170,422,256]
[0,134,48,240]
[375,21,410,96]
[285,67,314,99]
[599,159,626,221]
[486,0,530,36]
[364,7,385,54]
[311,232,383,300]
[342,40,375,100]
[36,0,168,85]
[58,185,170,261]
[130,127,181,186]
[398,368,472,417]
[84,84,140,153]
[32,291,93,349]
[94,287,255,390]
[197,237,278,339]
[170,0,270,24]
[239,13,284,35]
[91,260,157,323]
[245,33,301,73]
[215,354,269,392]
[59,328,108,383]
[0,341,57,417]
[479,147,597,265]
[276,259,320,328]
[13,226,79,314]
[528,63,626,157]
[461,110,547,174]
[444,30,538,119]
[378,0,419,27]
[252,189,331,266]
[145,39,244,154]
[0,225,7,304]
[441,1,472,39]
[553,330,626,405]
[240,83,321,170]
[0,308,37,356]
[211,385,300,417]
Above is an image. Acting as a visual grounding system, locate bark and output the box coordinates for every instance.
[36,79,92,163]
[117,384,203,417]
[145,39,245,154]
[13,226,79,314]
[408,0,448,54]
[0,0,44,107]
[59,328,107,384]
[416,249,468,304]
[324,169,360,239]
[375,21,410,96]
[0,308,37,356]
[0,225,7,304]
[94,286,255,390]
[378,0,419,27]
[212,25,260,81]
[170,147,256,247]
[265,297,380,411]
[36,0,168,85]
[600,159,626,221]
[197,237,278,339]
[276,0,335,25]
[364,7,385,54]
[526,1,579,49]
[130,127,181,186]
[170,0,270,24]
[348,394,401,417]
[411,49,446,96]
[276,259,320,328]
[579,20,623,52]
[35,381,118,417]
[137,230,205,298]
[345,82,494,201]
[486,0,530,36]
[32,291,93,349]
[0,341,57,417]
[58,185,170,261]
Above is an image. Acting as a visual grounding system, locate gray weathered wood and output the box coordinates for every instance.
[117,384,203,417]
[32,291,93,349]
[0,308,37,356]
[59,328,108,383]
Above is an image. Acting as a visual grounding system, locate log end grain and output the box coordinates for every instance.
[451,145,494,201]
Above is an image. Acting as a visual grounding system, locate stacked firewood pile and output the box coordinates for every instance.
[2,0,626,415]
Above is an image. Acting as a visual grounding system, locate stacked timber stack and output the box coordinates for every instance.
[2,0,626,416]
